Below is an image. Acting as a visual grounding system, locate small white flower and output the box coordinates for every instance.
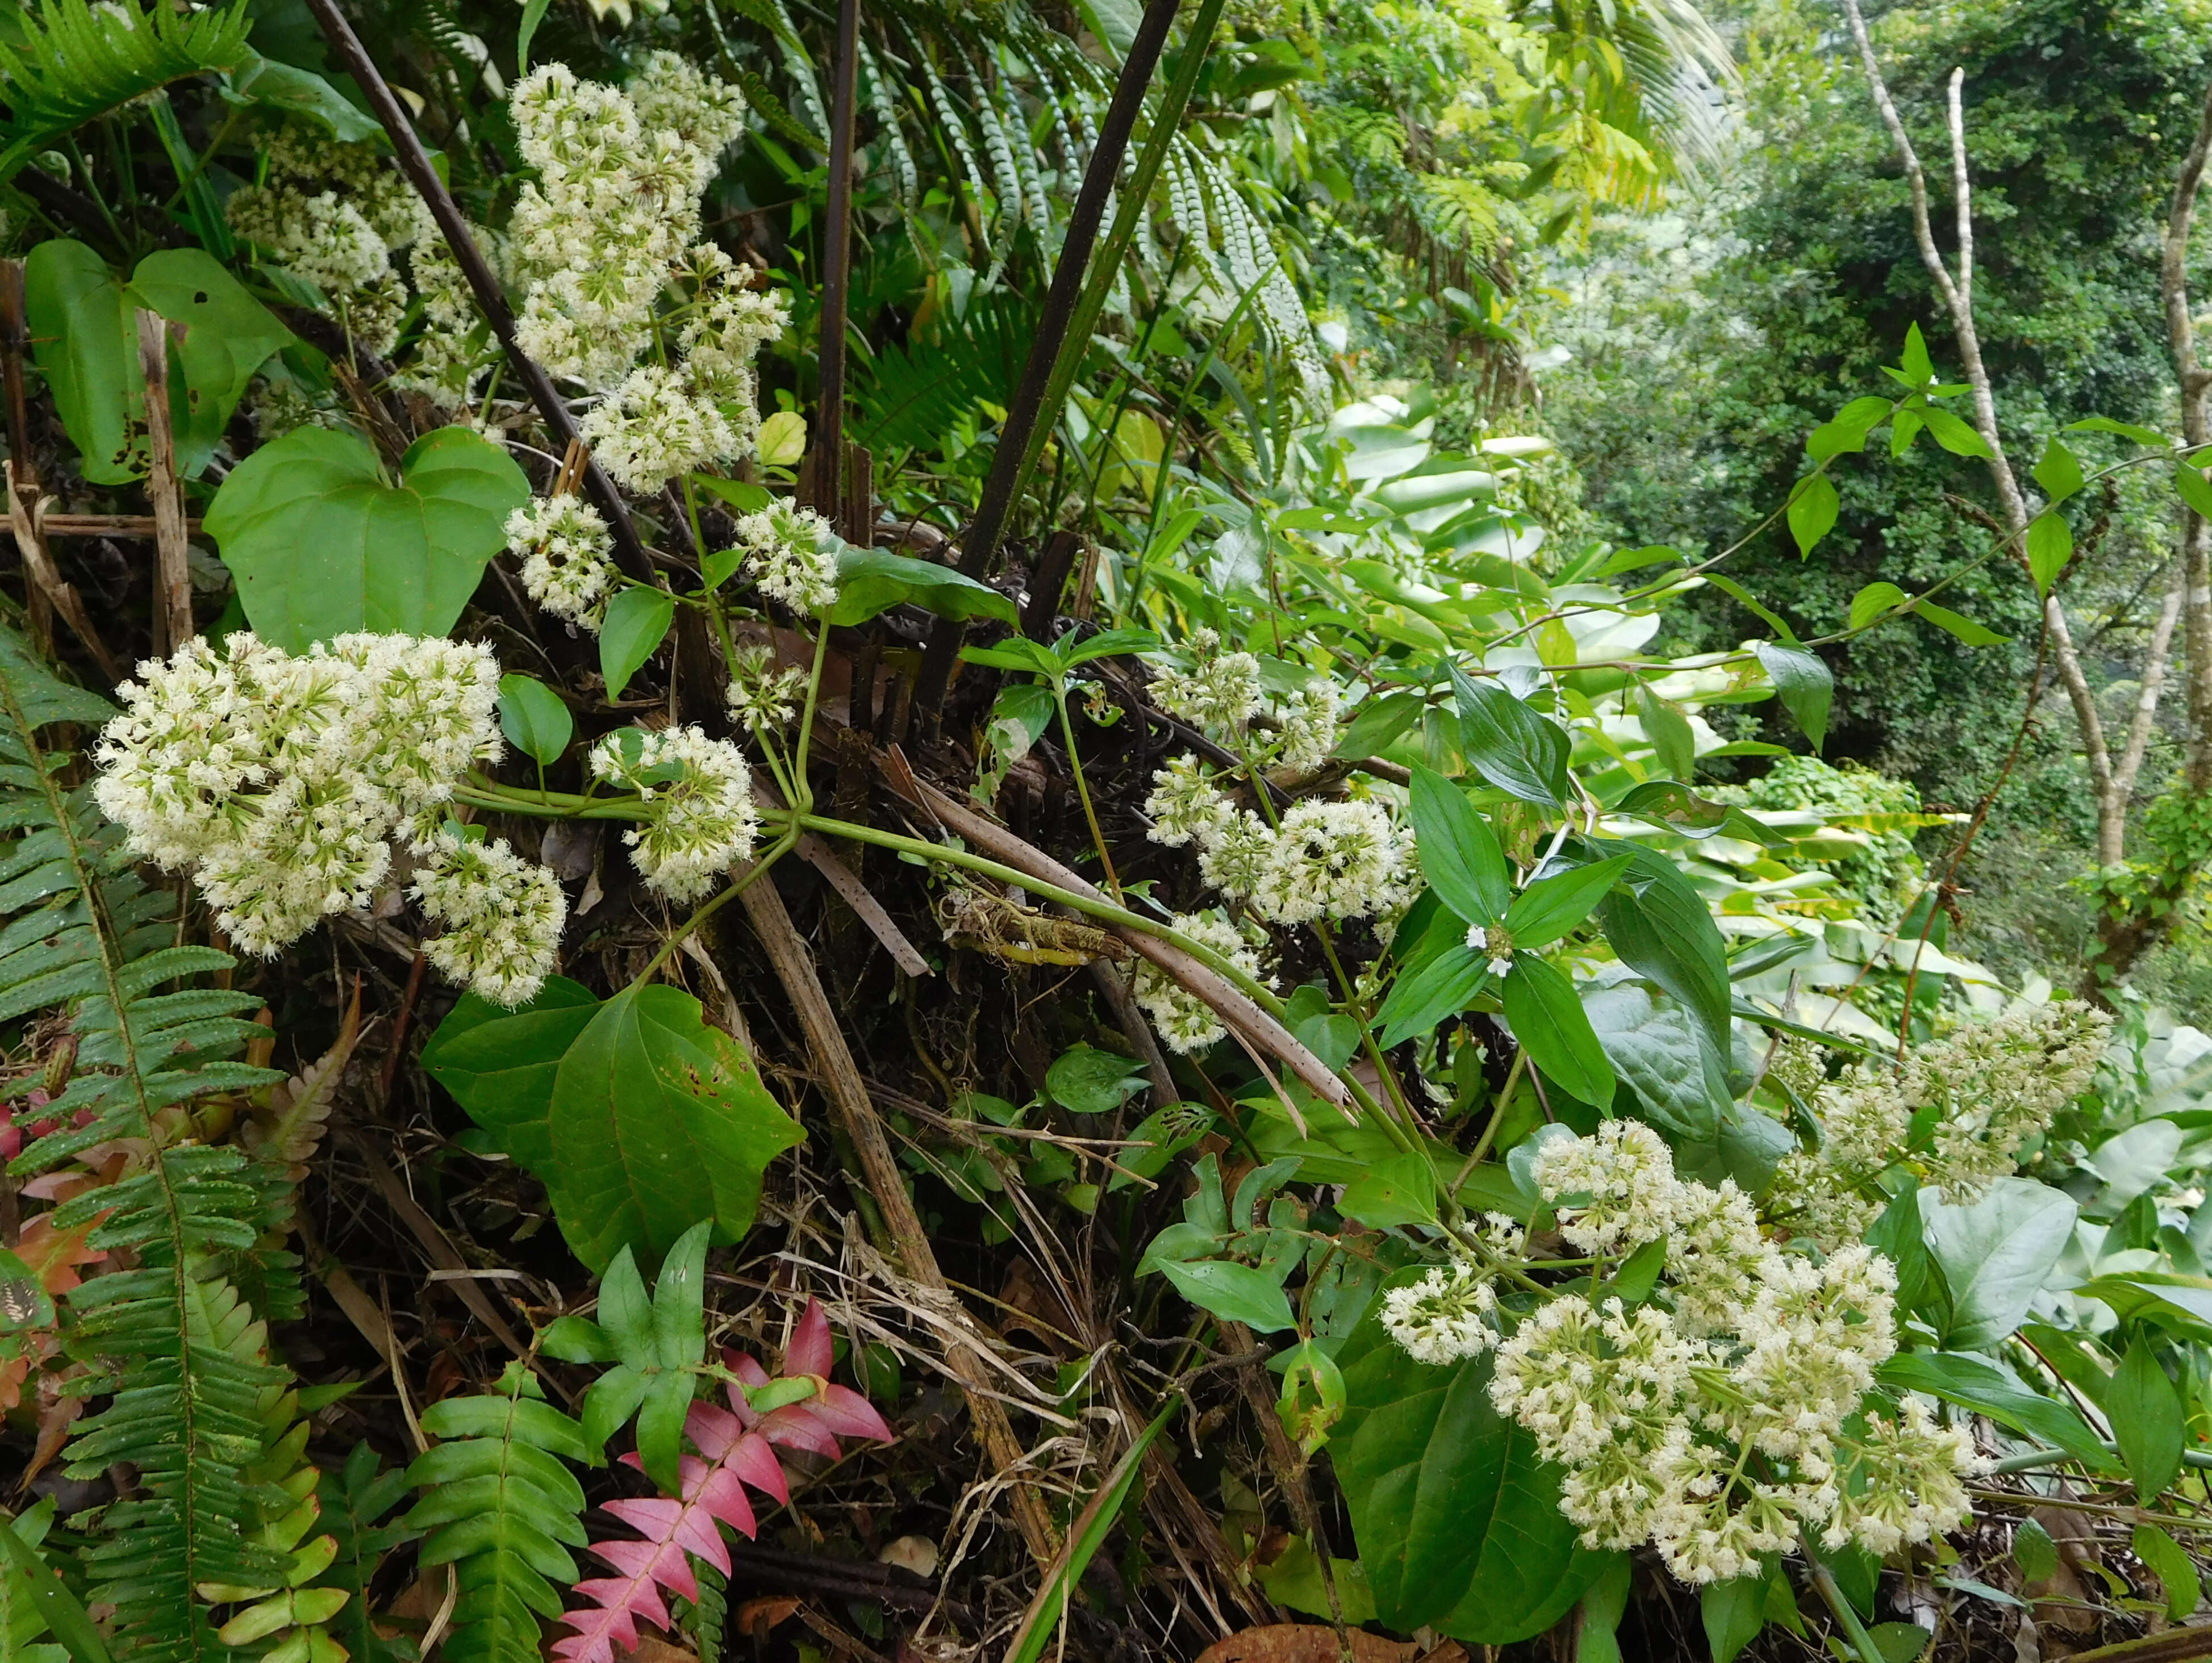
[1143,754,1234,850]
[1250,797,1418,926]
[507,495,616,629]
[733,502,840,613]
[1150,628,1263,734]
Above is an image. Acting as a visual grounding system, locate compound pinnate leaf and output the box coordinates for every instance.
[205,423,528,650]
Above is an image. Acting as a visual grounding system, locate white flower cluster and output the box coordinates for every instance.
[1772,1001,2111,1243]
[1133,912,1270,1053]
[1149,632,1341,771]
[412,832,568,1006]
[507,58,789,492]
[1151,628,1263,734]
[734,502,841,614]
[1141,761,1416,928]
[724,644,807,736]
[1277,680,1341,775]
[506,494,616,630]
[227,125,494,409]
[1380,1262,1499,1365]
[228,128,423,357]
[590,725,760,901]
[93,634,564,1005]
[1447,1120,1989,1585]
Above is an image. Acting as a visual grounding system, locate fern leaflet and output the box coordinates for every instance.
[0,0,255,182]
[405,1361,592,1663]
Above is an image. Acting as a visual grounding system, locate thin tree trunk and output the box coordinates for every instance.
[2089,64,2212,982]
[1840,6,2122,850]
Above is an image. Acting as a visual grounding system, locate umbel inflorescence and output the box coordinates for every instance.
[93,634,765,1005]
[1382,1120,1985,1586]
[1135,629,1409,1051]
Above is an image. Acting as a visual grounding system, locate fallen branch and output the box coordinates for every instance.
[888,768,1351,1109]
[733,863,1064,1569]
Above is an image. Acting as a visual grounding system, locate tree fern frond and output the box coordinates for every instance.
[0,0,254,182]
[852,289,1036,454]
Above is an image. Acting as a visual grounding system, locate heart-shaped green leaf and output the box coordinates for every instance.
[546,983,803,1271]
[206,423,529,650]
[26,240,292,485]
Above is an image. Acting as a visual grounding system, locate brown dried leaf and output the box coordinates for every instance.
[246,983,362,1182]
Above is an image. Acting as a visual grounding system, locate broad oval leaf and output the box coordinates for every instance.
[1787,473,1839,556]
[546,982,804,1271]
[1332,1295,1609,1641]
[2110,1336,2184,1500]
[498,673,574,765]
[1918,1177,2077,1351]
[1155,1258,1296,1332]
[1450,667,1568,807]
[1408,765,1510,923]
[830,546,1018,628]
[205,423,529,650]
[1502,956,1614,1108]
[420,975,601,1173]
[599,586,677,701]
[1876,1352,2113,1473]
[1581,980,1726,1142]
[1752,642,1833,753]
[1503,855,1629,949]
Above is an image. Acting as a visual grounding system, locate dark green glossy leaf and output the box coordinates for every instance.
[1333,1296,1605,1641]
[497,674,573,766]
[1450,667,1567,807]
[419,976,600,1173]
[599,586,676,701]
[1408,764,1510,922]
[1752,642,1832,752]
[2110,1336,2184,1499]
[1503,957,1614,1107]
[1503,856,1629,949]
[831,546,1017,628]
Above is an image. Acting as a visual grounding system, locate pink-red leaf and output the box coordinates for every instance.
[558,1300,895,1663]
[786,1297,834,1378]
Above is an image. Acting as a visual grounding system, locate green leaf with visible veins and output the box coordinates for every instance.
[1332,1285,1612,1641]
[204,423,528,650]
[546,984,803,1271]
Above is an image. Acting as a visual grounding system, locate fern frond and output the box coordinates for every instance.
[0,623,303,1661]
[0,0,254,181]
[406,1362,592,1663]
[316,1443,423,1663]
[551,1399,788,1663]
[852,289,1036,454]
